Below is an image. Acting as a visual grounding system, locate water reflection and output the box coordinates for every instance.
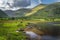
[41,35,60,40]
[25,31,60,40]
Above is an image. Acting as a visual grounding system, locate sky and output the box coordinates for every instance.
[41,0,60,4]
[0,0,31,10]
[41,0,56,4]
[31,0,60,4]
[0,0,60,10]
[27,0,60,8]
[26,0,41,8]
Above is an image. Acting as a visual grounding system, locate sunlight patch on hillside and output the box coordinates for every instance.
[25,5,46,16]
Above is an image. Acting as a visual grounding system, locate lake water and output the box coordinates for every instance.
[25,31,60,40]
[41,35,60,40]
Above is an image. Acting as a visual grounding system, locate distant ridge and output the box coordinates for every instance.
[0,10,8,18]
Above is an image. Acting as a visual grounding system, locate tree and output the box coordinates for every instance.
[49,7,60,21]
[53,7,60,18]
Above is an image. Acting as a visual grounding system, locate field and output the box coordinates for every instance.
[0,19,60,40]
[0,20,28,40]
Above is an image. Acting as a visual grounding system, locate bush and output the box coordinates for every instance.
[7,32,26,40]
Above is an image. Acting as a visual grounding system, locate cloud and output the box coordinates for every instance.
[39,0,42,3]
[14,0,31,7]
[0,0,41,10]
[26,0,42,8]
[0,0,31,10]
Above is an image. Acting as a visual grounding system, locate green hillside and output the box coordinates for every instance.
[27,2,60,19]
[0,10,8,18]
[25,4,46,16]
[15,9,31,17]
[15,4,46,17]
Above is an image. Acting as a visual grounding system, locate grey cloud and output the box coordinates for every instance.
[13,0,31,7]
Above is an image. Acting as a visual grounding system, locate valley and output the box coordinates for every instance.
[0,2,60,40]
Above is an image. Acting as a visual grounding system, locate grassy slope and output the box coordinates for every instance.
[0,20,28,40]
[0,10,8,18]
[25,4,46,16]
[15,9,31,17]
[27,2,60,19]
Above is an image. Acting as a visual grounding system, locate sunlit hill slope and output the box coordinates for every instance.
[27,2,60,19]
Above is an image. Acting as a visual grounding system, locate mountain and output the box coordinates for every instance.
[14,4,46,17]
[4,2,60,18]
[27,2,60,19]
[15,8,31,17]
[4,4,46,17]
[4,8,32,17]
[0,10,8,18]
[4,10,15,17]
[25,4,46,16]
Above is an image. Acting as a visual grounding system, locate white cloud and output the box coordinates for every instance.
[0,0,41,10]
[39,0,42,4]
[26,0,42,8]
[0,0,31,11]
[0,0,14,10]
